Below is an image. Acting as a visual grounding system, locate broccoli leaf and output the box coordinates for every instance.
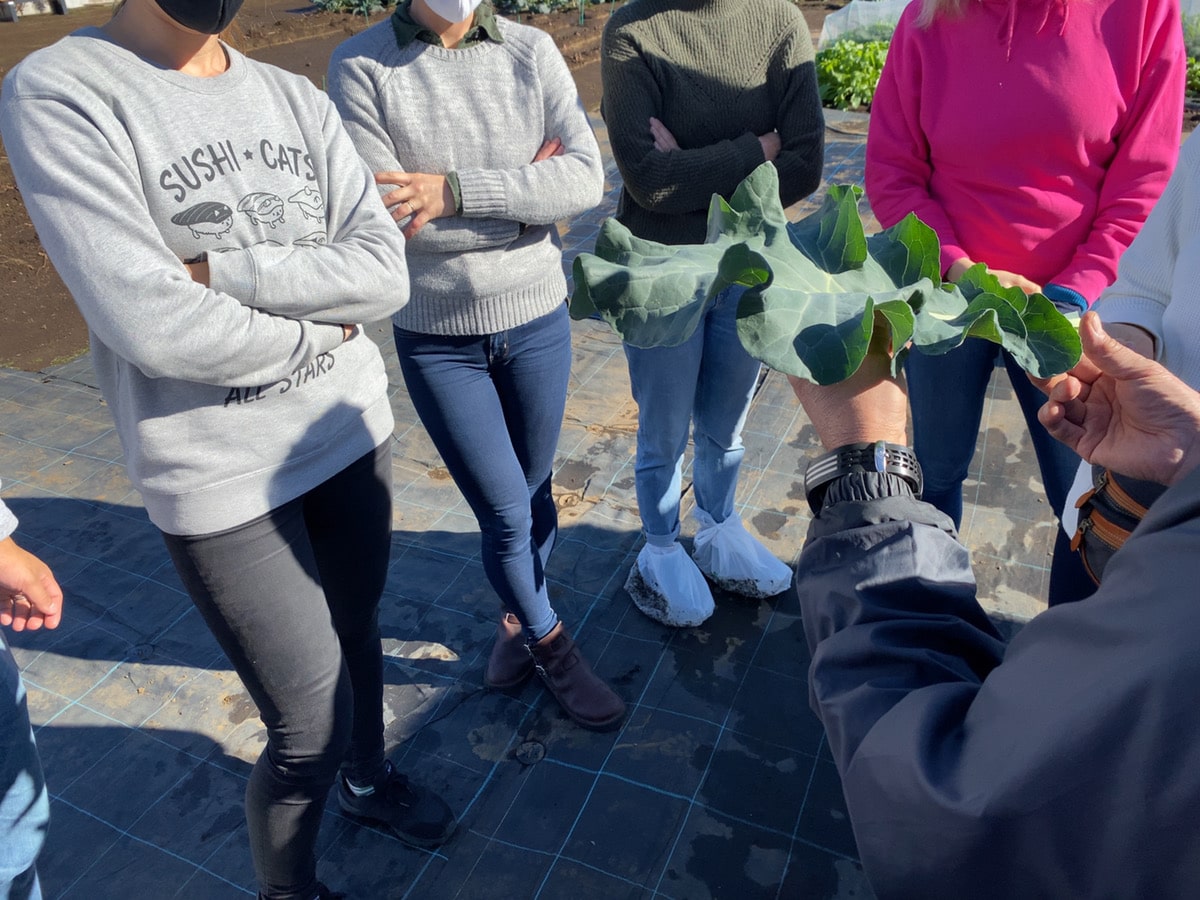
[570,163,1082,383]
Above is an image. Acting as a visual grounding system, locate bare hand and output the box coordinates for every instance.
[1038,313,1200,486]
[376,171,455,239]
[532,137,565,162]
[1032,320,1155,400]
[945,257,1040,295]
[184,259,210,286]
[341,324,356,342]
[0,536,63,632]
[788,318,908,450]
[649,117,680,153]
[758,131,781,162]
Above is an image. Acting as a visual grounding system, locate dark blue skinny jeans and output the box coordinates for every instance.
[906,339,1093,604]
[393,303,571,640]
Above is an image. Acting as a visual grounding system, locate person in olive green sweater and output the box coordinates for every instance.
[601,0,825,627]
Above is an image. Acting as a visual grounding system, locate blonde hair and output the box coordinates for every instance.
[915,0,967,27]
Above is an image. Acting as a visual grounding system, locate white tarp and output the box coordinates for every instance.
[819,0,914,48]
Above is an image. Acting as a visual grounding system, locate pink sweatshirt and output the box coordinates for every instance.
[864,0,1184,305]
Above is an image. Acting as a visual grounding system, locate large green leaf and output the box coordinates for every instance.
[571,218,728,349]
[570,162,1082,382]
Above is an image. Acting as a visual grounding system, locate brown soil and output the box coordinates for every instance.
[0,1,838,370]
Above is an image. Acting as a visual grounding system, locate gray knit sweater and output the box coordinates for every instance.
[1,31,406,535]
[328,16,604,335]
[601,0,825,245]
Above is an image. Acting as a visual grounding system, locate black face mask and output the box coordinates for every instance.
[154,0,245,34]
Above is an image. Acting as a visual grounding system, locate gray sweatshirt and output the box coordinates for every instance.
[0,488,15,543]
[327,16,603,335]
[0,30,409,535]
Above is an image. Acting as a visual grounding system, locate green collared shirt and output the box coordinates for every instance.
[390,0,503,51]
[389,1,503,212]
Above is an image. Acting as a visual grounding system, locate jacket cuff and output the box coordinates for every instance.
[809,473,957,539]
[1042,283,1088,314]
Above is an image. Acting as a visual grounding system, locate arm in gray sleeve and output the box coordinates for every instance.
[798,473,1200,897]
[326,47,521,253]
[453,33,603,226]
[1092,131,1200,351]
[0,488,16,543]
[205,91,410,325]
[0,94,344,387]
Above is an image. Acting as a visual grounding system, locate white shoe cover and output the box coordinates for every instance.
[624,542,715,628]
[691,509,793,598]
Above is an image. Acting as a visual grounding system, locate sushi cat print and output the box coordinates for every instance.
[151,135,341,406]
[159,137,327,251]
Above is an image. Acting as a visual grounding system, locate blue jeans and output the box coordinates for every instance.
[163,443,392,900]
[906,339,1092,604]
[393,303,571,641]
[0,633,47,900]
[624,285,762,544]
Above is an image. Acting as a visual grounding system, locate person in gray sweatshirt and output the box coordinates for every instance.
[0,0,455,895]
[327,0,625,731]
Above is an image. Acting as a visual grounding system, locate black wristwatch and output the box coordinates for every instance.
[804,441,923,515]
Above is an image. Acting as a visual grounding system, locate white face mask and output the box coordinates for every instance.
[424,0,482,24]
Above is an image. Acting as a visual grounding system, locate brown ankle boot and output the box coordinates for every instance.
[485,613,535,689]
[528,623,626,731]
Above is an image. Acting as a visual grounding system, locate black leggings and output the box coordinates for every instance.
[163,443,392,900]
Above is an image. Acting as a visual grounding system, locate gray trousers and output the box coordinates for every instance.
[163,443,392,900]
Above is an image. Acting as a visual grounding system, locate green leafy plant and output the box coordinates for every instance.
[1183,12,1200,59]
[1188,56,1200,98]
[814,38,889,111]
[493,0,600,14]
[313,0,390,14]
[838,21,901,43]
[571,164,1082,385]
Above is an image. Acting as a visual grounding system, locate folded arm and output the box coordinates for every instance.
[451,34,604,226]
[204,92,410,325]
[600,26,768,215]
[0,95,345,386]
[327,48,523,252]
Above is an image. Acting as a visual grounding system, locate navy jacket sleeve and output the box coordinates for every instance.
[797,470,1200,899]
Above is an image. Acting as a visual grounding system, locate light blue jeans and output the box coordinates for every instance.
[624,285,762,546]
[0,633,47,900]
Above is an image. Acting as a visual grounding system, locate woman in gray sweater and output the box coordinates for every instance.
[329,0,625,731]
[1,0,454,895]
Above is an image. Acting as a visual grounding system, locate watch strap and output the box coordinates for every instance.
[805,441,922,515]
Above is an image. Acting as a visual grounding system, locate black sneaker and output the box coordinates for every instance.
[337,760,457,849]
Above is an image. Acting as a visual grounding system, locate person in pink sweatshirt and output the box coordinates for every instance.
[864,0,1184,604]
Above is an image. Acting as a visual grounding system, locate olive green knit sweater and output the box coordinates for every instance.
[600,0,825,245]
